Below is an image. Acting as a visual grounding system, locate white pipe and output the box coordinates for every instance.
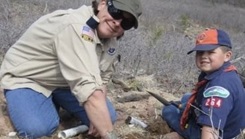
[58,125,89,139]
[125,116,148,128]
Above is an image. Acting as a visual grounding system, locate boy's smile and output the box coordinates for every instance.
[195,47,231,74]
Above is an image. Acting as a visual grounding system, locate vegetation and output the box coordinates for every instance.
[1,0,245,94]
[0,0,245,138]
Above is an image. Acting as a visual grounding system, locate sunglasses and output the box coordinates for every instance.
[107,0,135,30]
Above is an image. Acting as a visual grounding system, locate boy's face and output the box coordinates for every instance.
[195,47,232,74]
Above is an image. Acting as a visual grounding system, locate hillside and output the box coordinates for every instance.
[0,0,245,138]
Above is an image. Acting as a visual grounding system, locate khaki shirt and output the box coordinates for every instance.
[0,5,118,103]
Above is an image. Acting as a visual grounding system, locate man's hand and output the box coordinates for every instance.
[101,130,118,139]
[84,89,114,138]
[88,123,100,137]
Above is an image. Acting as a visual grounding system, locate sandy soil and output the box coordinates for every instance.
[1,76,245,139]
[0,89,179,139]
[0,75,181,139]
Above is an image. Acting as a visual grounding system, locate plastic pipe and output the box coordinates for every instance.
[58,125,88,139]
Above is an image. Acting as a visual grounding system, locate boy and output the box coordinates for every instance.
[162,28,245,139]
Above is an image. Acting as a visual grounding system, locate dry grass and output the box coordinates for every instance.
[1,0,245,87]
[0,0,245,138]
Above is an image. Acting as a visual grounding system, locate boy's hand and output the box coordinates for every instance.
[201,126,219,139]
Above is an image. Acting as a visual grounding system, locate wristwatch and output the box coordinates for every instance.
[103,130,118,139]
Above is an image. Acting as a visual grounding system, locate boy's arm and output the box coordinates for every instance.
[201,126,219,139]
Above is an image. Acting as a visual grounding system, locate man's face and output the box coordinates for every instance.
[96,0,135,38]
[195,47,231,74]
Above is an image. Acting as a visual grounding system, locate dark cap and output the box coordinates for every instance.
[187,28,232,54]
[113,0,142,29]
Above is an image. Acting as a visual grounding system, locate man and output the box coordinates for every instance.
[0,0,142,138]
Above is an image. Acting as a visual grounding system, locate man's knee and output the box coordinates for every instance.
[17,119,59,138]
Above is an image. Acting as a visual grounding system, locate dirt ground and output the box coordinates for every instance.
[0,75,182,139]
[0,91,178,139]
[1,75,245,139]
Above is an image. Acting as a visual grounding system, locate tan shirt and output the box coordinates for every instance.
[0,6,118,103]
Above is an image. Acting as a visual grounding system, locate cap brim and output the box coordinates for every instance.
[187,44,219,54]
[113,2,138,29]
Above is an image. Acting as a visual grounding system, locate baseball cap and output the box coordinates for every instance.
[112,0,142,29]
[187,28,232,54]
